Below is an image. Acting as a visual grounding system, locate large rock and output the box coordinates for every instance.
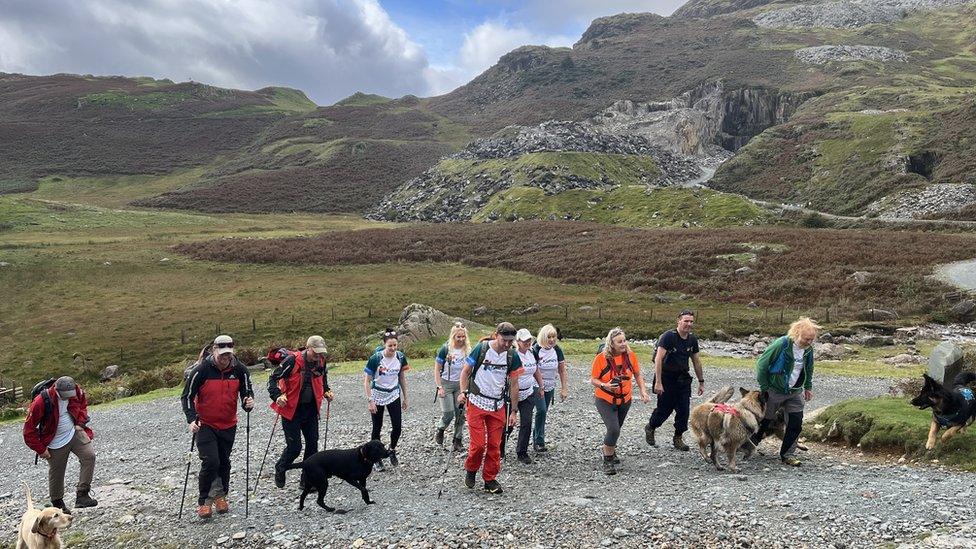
[814,342,847,360]
[949,299,976,322]
[99,364,120,382]
[859,334,895,347]
[795,45,908,65]
[384,304,489,347]
[928,341,965,385]
[857,308,899,321]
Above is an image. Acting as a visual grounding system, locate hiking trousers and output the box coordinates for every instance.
[533,389,554,446]
[437,379,465,441]
[648,371,692,435]
[515,392,539,456]
[276,401,319,472]
[465,404,505,481]
[764,391,805,457]
[197,424,236,505]
[47,430,95,501]
[595,398,632,446]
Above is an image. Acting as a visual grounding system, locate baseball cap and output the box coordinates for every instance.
[56,376,77,399]
[496,322,517,341]
[213,334,234,355]
[515,328,533,342]
[307,335,328,354]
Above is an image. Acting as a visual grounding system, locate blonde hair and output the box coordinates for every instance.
[447,321,471,356]
[537,324,558,348]
[787,317,821,341]
[603,326,628,362]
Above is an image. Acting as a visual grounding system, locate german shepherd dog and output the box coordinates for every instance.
[910,372,976,450]
[690,387,767,472]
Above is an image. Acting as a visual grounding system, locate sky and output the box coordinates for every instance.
[0,0,686,105]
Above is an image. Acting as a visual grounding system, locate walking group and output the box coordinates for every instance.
[20,309,819,518]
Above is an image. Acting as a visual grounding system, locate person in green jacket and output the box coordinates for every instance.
[751,317,819,466]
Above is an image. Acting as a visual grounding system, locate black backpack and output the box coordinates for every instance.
[29,378,57,434]
[469,341,516,403]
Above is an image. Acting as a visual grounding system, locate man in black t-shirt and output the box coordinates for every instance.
[645,310,705,451]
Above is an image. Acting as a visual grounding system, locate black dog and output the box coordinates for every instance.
[910,372,976,450]
[285,440,390,513]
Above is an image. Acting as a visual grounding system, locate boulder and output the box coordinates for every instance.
[99,365,120,382]
[847,271,873,286]
[928,341,965,385]
[949,299,976,322]
[735,266,754,276]
[713,329,732,342]
[857,309,898,321]
[512,303,541,315]
[814,342,846,360]
[752,341,768,356]
[746,301,759,309]
[881,353,924,366]
[382,304,489,347]
[819,332,835,343]
[472,306,488,316]
[860,334,895,347]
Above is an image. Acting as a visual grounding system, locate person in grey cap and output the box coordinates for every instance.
[23,376,97,514]
[269,335,334,489]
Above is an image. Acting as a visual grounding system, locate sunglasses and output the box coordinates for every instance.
[215,342,234,349]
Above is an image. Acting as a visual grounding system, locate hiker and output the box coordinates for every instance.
[645,310,705,451]
[752,317,819,466]
[269,336,334,489]
[434,322,469,452]
[457,322,523,493]
[364,328,409,471]
[23,376,98,514]
[511,328,544,464]
[181,334,255,519]
[591,327,649,475]
[531,323,568,453]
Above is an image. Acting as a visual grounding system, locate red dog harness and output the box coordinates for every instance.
[713,403,740,417]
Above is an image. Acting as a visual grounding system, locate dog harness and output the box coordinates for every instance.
[712,403,740,417]
[936,387,974,427]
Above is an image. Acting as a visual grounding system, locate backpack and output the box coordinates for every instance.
[469,340,516,403]
[267,347,294,366]
[28,378,57,439]
[368,350,408,393]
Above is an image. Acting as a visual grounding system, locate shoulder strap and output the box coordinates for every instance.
[531,344,541,364]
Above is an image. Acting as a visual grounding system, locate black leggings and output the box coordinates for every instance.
[371,398,402,450]
[781,411,803,457]
[595,398,631,447]
[515,393,539,455]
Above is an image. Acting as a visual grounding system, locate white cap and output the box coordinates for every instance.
[515,328,533,342]
[213,334,234,355]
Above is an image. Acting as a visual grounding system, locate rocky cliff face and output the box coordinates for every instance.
[367,81,811,223]
[673,0,785,19]
[754,0,973,28]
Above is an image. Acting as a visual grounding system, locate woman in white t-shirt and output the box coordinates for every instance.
[434,322,470,451]
[531,323,568,453]
[511,329,544,464]
[364,328,410,471]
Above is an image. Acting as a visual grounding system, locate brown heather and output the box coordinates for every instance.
[175,222,976,311]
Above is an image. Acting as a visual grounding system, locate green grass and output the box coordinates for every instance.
[472,185,770,227]
[809,396,976,470]
[333,92,393,107]
[80,89,191,110]
[437,151,660,186]
[261,86,317,112]
[30,168,213,208]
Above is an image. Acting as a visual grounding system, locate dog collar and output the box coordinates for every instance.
[40,528,57,540]
[358,447,369,463]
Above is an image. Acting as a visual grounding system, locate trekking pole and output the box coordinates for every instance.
[245,410,251,519]
[437,402,464,499]
[323,399,331,450]
[253,414,279,496]
[178,433,197,520]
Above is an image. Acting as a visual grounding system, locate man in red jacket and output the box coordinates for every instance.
[181,335,254,519]
[23,376,97,514]
[269,335,333,489]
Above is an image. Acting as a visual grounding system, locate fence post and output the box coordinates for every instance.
[291,315,295,326]
[181,328,186,344]
[565,306,569,319]
[332,307,336,321]
[779,309,784,323]
[650,307,654,322]
[120,347,123,363]
[825,306,830,323]
[252,318,257,332]
[598,307,602,320]
[368,307,372,318]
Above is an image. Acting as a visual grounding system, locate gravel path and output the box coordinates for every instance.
[1,365,974,548]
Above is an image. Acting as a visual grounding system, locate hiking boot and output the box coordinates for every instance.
[464,470,476,489]
[517,453,533,465]
[483,479,503,494]
[781,455,802,467]
[75,490,98,508]
[388,450,399,467]
[673,434,690,452]
[645,424,656,446]
[611,453,621,465]
[435,428,445,446]
[51,499,71,515]
[533,443,548,453]
[603,455,617,476]
[197,503,213,519]
[452,438,464,452]
[213,496,229,514]
[274,465,286,489]
[374,460,386,472]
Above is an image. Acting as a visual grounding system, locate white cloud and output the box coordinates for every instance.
[0,0,433,105]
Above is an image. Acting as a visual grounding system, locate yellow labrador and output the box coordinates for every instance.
[17,482,72,549]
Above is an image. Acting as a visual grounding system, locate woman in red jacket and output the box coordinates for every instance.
[23,376,97,514]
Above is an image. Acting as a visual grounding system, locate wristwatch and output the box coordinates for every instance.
[698,379,705,383]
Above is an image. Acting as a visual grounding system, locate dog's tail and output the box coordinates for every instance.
[707,386,734,404]
[22,481,33,510]
[953,371,976,389]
